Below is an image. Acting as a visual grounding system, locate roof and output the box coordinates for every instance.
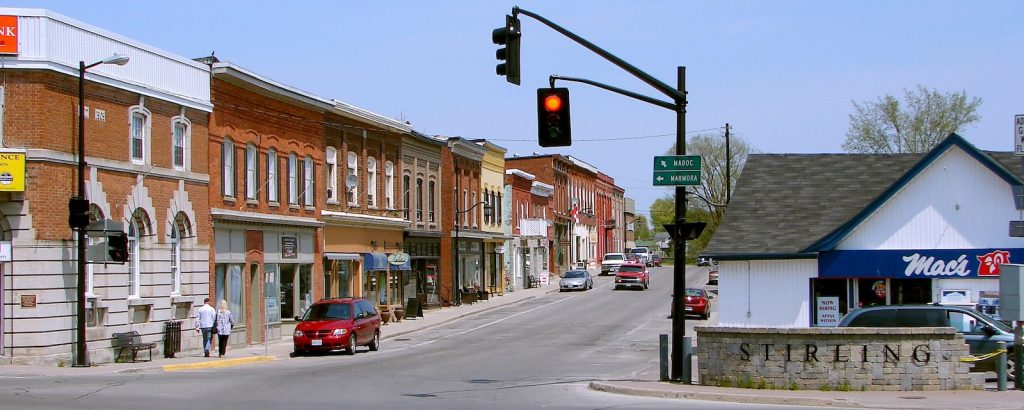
[703,134,1024,260]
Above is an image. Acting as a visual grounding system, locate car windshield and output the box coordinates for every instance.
[604,255,623,261]
[563,271,586,278]
[971,309,1012,332]
[302,303,351,320]
[629,248,648,254]
[618,265,644,273]
[685,289,704,297]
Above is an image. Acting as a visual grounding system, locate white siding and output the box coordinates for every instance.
[9,10,211,111]
[718,259,816,328]
[840,147,1024,250]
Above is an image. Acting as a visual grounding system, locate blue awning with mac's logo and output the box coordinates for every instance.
[363,253,411,271]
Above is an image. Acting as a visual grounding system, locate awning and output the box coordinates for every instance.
[325,252,361,261]
[362,252,412,271]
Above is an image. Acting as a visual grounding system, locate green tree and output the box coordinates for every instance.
[667,132,752,228]
[634,214,651,240]
[843,86,982,154]
[649,197,675,235]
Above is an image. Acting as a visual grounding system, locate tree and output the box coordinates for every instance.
[843,86,982,154]
[667,133,752,228]
[633,214,651,240]
[649,198,675,235]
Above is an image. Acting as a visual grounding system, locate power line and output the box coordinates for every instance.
[489,127,724,142]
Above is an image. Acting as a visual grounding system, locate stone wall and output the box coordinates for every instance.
[696,327,981,391]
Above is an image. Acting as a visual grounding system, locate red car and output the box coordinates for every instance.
[614,263,649,290]
[683,288,712,320]
[292,298,381,356]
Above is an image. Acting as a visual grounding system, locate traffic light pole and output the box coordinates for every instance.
[510,7,690,383]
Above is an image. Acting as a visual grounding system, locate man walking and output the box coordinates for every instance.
[194,298,216,357]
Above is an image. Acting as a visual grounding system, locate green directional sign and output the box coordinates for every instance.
[653,155,702,186]
[653,171,701,186]
[654,155,701,171]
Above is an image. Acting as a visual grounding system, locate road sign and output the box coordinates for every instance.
[653,170,700,186]
[653,155,701,186]
[1016,115,1024,156]
[654,155,701,171]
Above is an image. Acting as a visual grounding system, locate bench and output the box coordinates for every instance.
[112,330,156,363]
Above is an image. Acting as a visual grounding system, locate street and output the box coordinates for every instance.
[0,266,822,410]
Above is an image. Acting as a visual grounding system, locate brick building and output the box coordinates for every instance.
[1,9,212,365]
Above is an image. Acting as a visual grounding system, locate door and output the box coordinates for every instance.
[249,264,263,343]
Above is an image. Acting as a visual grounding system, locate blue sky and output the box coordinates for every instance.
[18,1,1024,218]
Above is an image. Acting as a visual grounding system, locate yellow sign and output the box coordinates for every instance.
[0,151,26,191]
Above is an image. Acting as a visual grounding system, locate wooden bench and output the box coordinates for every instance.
[112,330,156,363]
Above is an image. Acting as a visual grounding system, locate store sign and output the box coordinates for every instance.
[0,16,16,55]
[818,248,1024,279]
[281,236,297,259]
[816,296,840,327]
[387,252,410,266]
[0,151,26,192]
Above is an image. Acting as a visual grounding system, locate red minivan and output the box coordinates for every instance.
[292,298,381,356]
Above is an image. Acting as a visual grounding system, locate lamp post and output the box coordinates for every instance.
[73,54,129,367]
[453,201,492,305]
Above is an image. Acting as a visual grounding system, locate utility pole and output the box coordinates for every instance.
[725,123,731,205]
[671,67,688,382]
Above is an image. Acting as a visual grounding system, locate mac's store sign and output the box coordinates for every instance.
[817,248,1024,279]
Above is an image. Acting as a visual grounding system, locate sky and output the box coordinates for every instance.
[15,1,1024,219]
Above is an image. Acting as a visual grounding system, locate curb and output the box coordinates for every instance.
[162,355,275,372]
[588,382,860,409]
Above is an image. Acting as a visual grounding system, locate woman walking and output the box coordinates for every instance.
[215,300,234,357]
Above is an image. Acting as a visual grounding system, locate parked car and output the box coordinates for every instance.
[628,247,652,266]
[837,304,1014,373]
[292,298,381,356]
[559,270,593,291]
[614,263,649,290]
[624,253,641,264]
[707,267,718,285]
[697,256,715,266]
[600,253,627,276]
[651,254,663,267]
[683,288,712,320]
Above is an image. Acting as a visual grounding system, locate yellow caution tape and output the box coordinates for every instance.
[959,349,1008,362]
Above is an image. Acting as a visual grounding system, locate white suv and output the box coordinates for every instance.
[601,253,627,275]
[628,247,652,266]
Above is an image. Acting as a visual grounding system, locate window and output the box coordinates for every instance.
[416,177,424,222]
[221,139,235,197]
[463,190,468,227]
[403,174,411,219]
[347,152,359,206]
[169,221,181,295]
[326,147,338,204]
[215,264,245,326]
[245,144,258,200]
[288,153,298,205]
[428,180,436,223]
[385,161,394,209]
[304,155,314,207]
[267,149,279,203]
[171,115,190,170]
[128,215,142,298]
[485,189,491,225]
[471,191,477,228]
[367,157,377,208]
[129,104,151,164]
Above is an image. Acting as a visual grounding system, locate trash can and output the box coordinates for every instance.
[164,320,182,358]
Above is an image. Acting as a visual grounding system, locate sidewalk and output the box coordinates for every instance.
[590,379,1024,409]
[0,284,560,377]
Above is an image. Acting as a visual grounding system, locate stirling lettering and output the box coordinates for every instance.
[738,343,931,364]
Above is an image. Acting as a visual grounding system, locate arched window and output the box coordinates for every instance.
[129,102,151,165]
[326,147,338,203]
[245,144,258,200]
[385,161,395,209]
[428,179,436,223]
[127,209,150,298]
[367,157,377,208]
[221,139,235,197]
[171,113,191,170]
[347,152,359,206]
[288,153,298,205]
[304,155,314,207]
[403,174,411,220]
[416,177,424,222]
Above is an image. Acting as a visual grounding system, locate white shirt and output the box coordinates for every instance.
[195,303,216,329]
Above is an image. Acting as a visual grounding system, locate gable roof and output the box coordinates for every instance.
[703,134,1024,260]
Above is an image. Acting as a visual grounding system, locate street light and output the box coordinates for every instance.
[73,53,129,367]
[453,201,492,306]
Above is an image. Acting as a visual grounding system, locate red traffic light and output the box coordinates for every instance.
[537,88,571,147]
[543,95,563,112]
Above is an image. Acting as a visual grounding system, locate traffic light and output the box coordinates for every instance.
[107,232,129,263]
[492,14,521,85]
[537,87,571,147]
[68,197,91,230]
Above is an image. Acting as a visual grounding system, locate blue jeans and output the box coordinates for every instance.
[200,327,213,353]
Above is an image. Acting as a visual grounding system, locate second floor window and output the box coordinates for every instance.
[172,116,189,170]
[130,110,148,164]
[367,157,377,208]
[416,177,423,222]
[428,180,436,223]
[326,147,338,203]
[245,144,258,200]
[403,174,411,219]
[288,153,298,205]
[385,161,394,209]
[303,155,314,207]
[347,152,359,206]
[267,149,279,203]
[221,139,235,197]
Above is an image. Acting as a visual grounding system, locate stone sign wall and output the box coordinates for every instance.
[696,327,981,391]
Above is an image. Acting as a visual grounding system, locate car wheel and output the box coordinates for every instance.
[290,350,302,358]
[346,334,357,355]
[369,331,380,351]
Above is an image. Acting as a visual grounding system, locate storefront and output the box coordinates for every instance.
[405,236,441,308]
[703,135,1024,328]
[321,210,407,306]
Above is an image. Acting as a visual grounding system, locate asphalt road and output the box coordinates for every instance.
[0,266,811,410]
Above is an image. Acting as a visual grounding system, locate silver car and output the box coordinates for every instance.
[559,270,593,292]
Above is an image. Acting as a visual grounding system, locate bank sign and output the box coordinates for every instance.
[818,248,1024,279]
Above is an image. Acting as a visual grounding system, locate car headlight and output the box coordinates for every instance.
[293,330,304,337]
[332,328,348,336]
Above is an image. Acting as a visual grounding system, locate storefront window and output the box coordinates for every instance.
[857,278,888,307]
[812,278,847,326]
[265,264,281,323]
[215,264,244,323]
[891,278,931,305]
